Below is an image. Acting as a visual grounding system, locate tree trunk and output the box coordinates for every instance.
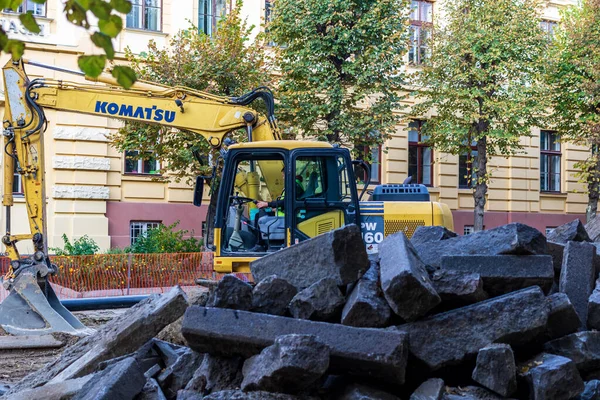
[586,155,600,223]
[473,136,488,231]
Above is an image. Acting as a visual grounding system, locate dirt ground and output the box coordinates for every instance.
[0,309,126,387]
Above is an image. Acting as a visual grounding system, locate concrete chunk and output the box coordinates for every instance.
[338,383,401,400]
[182,306,408,385]
[207,275,253,311]
[560,242,597,329]
[544,331,600,373]
[586,216,600,242]
[546,293,581,340]
[410,378,445,400]
[398,287,549,371]
[430,270,488,308]
[4,375,93,400]
[471,344,516,397]
[379,232,441,321]
[410,226,457,247]
[589,279,600,330]
[72,357,146,400]
[241,334,329,393]
[440,255,554,296]
[158,347,203,399]
[289,278,345,322]
[251,224,369,289]
[184,354,243,395]
[203,390,314,399]
[547,241,565,275]
[520,353,584,400]
[341,279,392,328]
[252,275,297,316]
[413,223,547,268]
[442,386,504,400]
[547,219,591,244]
[577,380,600,400]
[7,286,188,394]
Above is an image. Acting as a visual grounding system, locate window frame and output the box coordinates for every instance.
[540,19,557,41]
[409,0,433,66]
[356,145,381,185]
[458,143,478,189]
[540,130,561,193]
[130,221,161,245]
[198,0,230,36]
[4,0,46,17]
[408,120,433,187]
[124,150,161,176]
[12,162,23,196]
[126,0,163,32]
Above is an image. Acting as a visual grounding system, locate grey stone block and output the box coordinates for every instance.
[586,216,600,242]
[184,354,243,395]
[73,357,146,400]
[430,270,488,307]
[289,278,345,322]
[442,386,505,400]
[560,241,597,329]
[338,383,400,400]
[379,232,441,321]
[440,255,554,296]
[410,378,445,400]
[182,306,408,385]
[576,380,600,400]
[341,279,392,328]
[471,344,516,397]
[138,378,167,400]
[250,224,369,289]
[203,391,315,399]
[547,219,591,244]
[410,226,457,247]
[589,279,600,330]
[4,376,94,400]
[398,287,549,371]
[252,275,297,316]
[414,223,547,268]
[241,334,329,393]
[547,241,565,275]
[157,347,203,399]
[544,331,600,373]
[207,275,253,311]
[520,353,584,400]
[546,293,581,340]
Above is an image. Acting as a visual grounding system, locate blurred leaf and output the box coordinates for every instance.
[30,0,47,3]
[74,0,90,8]
[4,40,24,60]
[110,0,132,14]
[78,54,106,77]
[19,12,41,34]
[6,0,22,11]
[89,0,111,20]
[112,65,137,89]
[99,14,123,37]
[91,31,114,59]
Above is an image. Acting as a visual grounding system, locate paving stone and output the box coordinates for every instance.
[379,232,441,321]
[409,378,445,400]
[72,356,146,400]
[337,383,400,400]
[546,293,581,340]
[576,380,600,400]
[341,279,392,328]
[398,287,549,371]
[137,378,167,400]
[586,217,600,242]
[520,353,584,400]
[207,275,253,311]
[182,306,408,385]
[289,278,345,322]
[252,275,297,316]
[241,334,329,393]
[203,390,316,399]
[544,331,600,373]
[184,354,243,395]
[440,255,554,296]
[442,386,505,400]
[7,286,188,394]
[547,219,591,244]
[430,270,487,307]
[251,224,369,290]
[589,280,600,330]
[471,344,516,397]
[560,241,597,329]
[413,223,547,268]
[410,226,458,247]
[547,241,565,275]
[157,347,203,399]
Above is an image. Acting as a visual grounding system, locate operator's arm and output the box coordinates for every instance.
[256,199,284,209]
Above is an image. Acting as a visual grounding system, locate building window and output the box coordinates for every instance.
[265,0,274,45]
[540,20,557,40]
[4,0,46,16]
[124,151,161,175]
[130,221,161,245]
[356,145,381,184]
[199,0,227,36]
[12,163,22,195]
[409,0,433,65]
[127,0,161,31]
[540,130,561,192]
[464,225,474,235]
[408,120,432,186]
[458,142,478,189]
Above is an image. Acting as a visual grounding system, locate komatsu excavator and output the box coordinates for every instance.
[0,57,453,335]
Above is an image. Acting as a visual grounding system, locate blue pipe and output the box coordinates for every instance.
[61,295,149,311]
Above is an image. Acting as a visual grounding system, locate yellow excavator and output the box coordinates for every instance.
[0,58,453,334]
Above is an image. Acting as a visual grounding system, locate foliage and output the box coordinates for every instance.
[51,234,100,256]
[546,0,600,221]
[268,0,409,153]
[0,0,136,87]
[410,0,549,230]
[127,221,203,254]
[110,0,273,184]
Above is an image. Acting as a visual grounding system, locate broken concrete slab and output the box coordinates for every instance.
[184,354,244,394]
[546,293,581,340]
[4,375,94,400]
[137,378,167,400]
[203,390,316,399]
[182,306,408,385]
[547,219,591,244]
[7,286,188,395]
[207,275,253,311]
[379,232,441,321]
[471,344,516,397]
[589,280,600,330]
[157,347,203,399]
[0,334,67,350]
[289,278,345,322]
[338,383,401,400]
[544,331,600,373]
[442,386,505,400]
[341,279,392,328]
[251,224,369,290]
[410,226,457,247]
[577,380,600,400]
[72,357,146,400]
[176,390,202,400]
[156,288,209,346]
[241,334,329,393]
[413,223,547,268]
[409,378,445,400]
[252,275,297,316]
[520,353,584,400]
[560,241,597,329]
[397,287,549,371]
[440,255,554,296]
[429,270,488,307]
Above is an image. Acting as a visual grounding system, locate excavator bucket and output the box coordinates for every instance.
[0,262,94,336]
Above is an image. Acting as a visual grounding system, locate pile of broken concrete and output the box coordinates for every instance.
[5,220,600,399]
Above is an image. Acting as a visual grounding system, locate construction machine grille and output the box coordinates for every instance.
[384,219,425,239]
[317,221,335,235]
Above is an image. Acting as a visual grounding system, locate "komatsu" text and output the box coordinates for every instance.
[94,101,176,123]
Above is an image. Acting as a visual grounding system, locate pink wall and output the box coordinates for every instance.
[452,210,585,235]
[106,202,208,249]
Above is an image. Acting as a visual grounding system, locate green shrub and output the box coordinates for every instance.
[127,221,203,254]
[51,234,100,256]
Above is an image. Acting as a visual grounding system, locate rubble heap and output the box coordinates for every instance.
[6,220,600,399]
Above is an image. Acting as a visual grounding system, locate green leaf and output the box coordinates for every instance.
[74,0,90,9]
[112,65,137,89]
[110,0,132,14]
[78,55,106,77]
[98,15,123,38]
[19,12,41,34]
[4,40,24,60]
[5,0,21,11]
[91,31,115,59]
[89,0,112,20]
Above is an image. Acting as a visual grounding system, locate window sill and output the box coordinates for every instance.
[122,173,163,181]
[1,12,52,21]
[540,191,567,197]
[124,28,167,36]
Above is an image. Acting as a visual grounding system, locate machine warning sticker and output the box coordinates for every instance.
[360,215,384,254]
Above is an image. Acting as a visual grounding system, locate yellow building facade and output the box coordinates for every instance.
[0,0,585,254]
